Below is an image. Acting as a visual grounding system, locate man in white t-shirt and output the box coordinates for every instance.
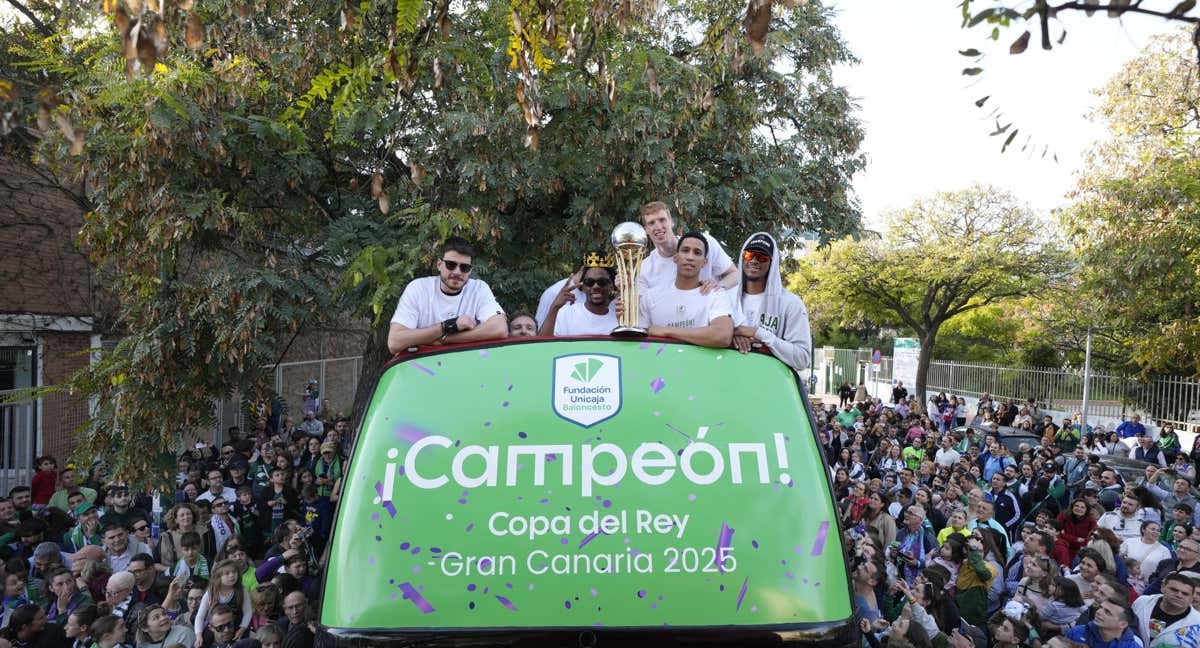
[624,232,733,348]
[636,201,738,294]
[387,236,507,353]
[540,252,618,336]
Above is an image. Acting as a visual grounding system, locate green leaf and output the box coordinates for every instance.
[958,48,982,57]
[975,95,989,108]
[962,67,984,76]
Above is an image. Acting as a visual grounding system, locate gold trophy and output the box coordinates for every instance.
[610,221,649,337]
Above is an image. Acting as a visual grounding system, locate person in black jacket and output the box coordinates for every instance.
[255,468,299,540]
[985,473,1021,538]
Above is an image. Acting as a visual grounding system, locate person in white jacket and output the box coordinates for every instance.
[730,232,812,372]
[1132,572,1200,647]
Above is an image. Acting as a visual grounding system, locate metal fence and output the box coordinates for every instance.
[210,355,363,446]
[823,348,1200,426]
[0,391,35,495]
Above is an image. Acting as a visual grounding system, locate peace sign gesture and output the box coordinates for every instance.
[550,266,584,312]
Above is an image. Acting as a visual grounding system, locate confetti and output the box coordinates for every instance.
[736,577,749,611]
[650,377,666,394]
[716,523,734,573]
[398,583,435,614]
[410,363,435,376]
[578,531,600,549]
[495,595,519,612]
[811,521,830,556]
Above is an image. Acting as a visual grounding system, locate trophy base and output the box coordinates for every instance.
[610,326,649,338]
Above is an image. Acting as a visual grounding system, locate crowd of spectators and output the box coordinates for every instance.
[0,398,347,648]
[835,388,1200,648]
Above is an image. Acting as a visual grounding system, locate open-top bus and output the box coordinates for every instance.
[319,336,853,646]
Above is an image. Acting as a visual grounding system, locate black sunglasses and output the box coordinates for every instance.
[133,524,149,532]
[210,622,236,631]
[581,278,611,288]
[441,259,472,273]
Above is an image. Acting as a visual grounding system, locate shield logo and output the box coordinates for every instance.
[552,354,622,428]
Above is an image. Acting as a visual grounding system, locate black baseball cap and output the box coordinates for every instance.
[744,233,774,256]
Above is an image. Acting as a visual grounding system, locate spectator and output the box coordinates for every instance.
[103,522,151,574]
[196,602,237,648]
[157,504,210,574]
[47,468,97,513]
[192,560,251,641]
[1129,434,1167,467]
[1115,415,1145,439]
[1098,495,1147,543]
[63,602,99,648]
[45,567,91,625]
[31,456,58,510]
[1131,572,1200,646]
[1064,596,1141,648]
[1120,521,1172,583]
[135,603,195,648]
[894,505,938,584]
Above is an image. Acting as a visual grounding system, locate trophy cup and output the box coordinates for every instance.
[610,221,649,337]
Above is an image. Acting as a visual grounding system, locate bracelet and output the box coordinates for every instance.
[441,318,459,335]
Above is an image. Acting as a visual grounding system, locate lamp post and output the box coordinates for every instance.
[1081,327,1094,437]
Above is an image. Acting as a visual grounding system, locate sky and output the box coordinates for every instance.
[827,1,1178,230]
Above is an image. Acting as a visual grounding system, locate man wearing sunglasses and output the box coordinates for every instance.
[388,236,506,353]
[730,232,812,371]
[200,604,239,648]
[540,252,618,336]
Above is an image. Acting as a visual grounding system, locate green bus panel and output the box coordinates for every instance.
[321,339,849,631]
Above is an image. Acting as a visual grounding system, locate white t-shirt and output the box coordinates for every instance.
[637,284,731,330]
[1120,537,1172,577]
[638,232,734,292]
[390,277,504,329]
[739,293,767,329]
[535,277,585,327]
[552,302,618,336]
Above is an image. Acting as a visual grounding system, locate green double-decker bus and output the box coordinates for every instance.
[320,337,853,646]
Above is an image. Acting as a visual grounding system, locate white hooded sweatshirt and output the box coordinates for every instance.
[733,232,812,372]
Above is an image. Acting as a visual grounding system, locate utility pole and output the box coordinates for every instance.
[1081,327,1093,436]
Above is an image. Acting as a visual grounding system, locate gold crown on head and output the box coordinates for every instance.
[583,251,614,268]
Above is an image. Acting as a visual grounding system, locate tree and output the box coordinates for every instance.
[955,1,1200,153]
[800,185,1067,412]
[0,0,864,484]
[1059,29,1200,376]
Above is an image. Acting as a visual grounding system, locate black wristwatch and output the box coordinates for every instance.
[441,317,460,335]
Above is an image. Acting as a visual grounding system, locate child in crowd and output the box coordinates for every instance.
[172,532,210,581]
[30,455,57,510]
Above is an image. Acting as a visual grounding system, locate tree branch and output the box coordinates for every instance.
[4,0,52,36]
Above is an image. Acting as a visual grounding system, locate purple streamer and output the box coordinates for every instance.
[374,481,397,518]
[736,577,749,611]
[495,595,519,611]
[716,523,734,574]
[395,425,428,442]
[810,521,830,556]
[410,363,435,376]
[398,583,434,613]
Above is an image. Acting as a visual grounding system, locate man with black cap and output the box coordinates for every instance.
[100,484,148,532]
[730,232,812,372]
